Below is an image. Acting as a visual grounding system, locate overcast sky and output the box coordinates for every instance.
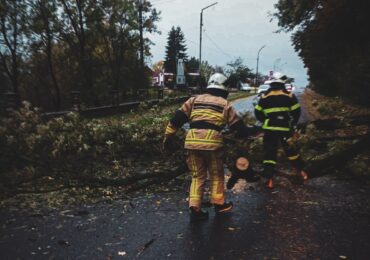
[146,0,308,86]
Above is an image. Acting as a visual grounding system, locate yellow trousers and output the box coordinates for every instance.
[187,149,225,208]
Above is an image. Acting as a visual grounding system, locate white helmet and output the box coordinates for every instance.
[269,72,288,84]
[207,73,228,90]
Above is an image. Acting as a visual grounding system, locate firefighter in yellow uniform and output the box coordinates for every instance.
[164,73,257,221]
[254,72,308,189]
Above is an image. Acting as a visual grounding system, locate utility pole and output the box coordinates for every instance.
[199,2,218,77]
[255,45,266,87]
[174,30,177,89]
[138,0,144,71]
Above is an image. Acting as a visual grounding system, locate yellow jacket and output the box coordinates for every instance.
[165,93,242,150]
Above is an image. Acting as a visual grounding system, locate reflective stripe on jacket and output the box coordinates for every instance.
[165,93,241,150]
[254,88,301,132]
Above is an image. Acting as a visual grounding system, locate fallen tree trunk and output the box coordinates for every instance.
[314,133,368,142]
[306,134,370,178]
[3,164,188,197]
[77,164,188,187]
[309,114,370,130]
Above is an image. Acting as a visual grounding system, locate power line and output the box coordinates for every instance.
[155,25,226,58]
[203,31,234,60]
[152,0,177,6]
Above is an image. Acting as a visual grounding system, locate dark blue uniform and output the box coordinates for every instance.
[254,85,304,179]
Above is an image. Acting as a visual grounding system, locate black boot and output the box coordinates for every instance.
[189,207,209,222]
[291,170,309,185]
[214,202,233,214]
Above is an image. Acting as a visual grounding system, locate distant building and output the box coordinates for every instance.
[152,71,165,87]
[176,59,186,86]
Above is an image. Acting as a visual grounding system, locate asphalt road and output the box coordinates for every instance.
[232,86,309,122]
[1,176,369,259]
[1,89,369,259]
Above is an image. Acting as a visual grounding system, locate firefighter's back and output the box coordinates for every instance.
[185,93,228,150]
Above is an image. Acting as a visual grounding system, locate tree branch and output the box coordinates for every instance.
[306,134,370,178]
[2,164,188,197]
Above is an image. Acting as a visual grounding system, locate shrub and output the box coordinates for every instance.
[0,102,177,181]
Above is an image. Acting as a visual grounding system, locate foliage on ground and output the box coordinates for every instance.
[229,89,370,182]
[1,91,369,210]
[0,101,184,194]
[292,89,370,178]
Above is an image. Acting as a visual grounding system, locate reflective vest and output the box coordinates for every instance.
[254,89,301,132]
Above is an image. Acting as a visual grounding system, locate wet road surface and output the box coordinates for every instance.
[1,176,369,259]
[232,86,309,121]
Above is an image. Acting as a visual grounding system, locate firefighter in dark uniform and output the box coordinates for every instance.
[163,73,257,221]
[254,72,308,189]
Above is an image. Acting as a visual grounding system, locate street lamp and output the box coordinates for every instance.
[199,2,218,76]
[255,45,266,87]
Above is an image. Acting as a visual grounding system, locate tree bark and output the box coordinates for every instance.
[59,0,98,106]
[39,0,61,111]
[0,7,19,95]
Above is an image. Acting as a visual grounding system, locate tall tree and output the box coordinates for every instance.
[152,60,164,73]
[1,0,161,111]
[55,0,100,105]
[53,0,159,104]
[186,57,199,73]
[28,0,61,110]
[273,0,370,105]
[225,57,253,89]
[131,0,160,90]
[0,67,9,92]
[199,60,215,88]
[0,0,27,95]
[164,26,188,74]
[94,0,138,93]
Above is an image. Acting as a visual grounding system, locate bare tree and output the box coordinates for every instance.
[28,0,62,110]
[0,0,26,95]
